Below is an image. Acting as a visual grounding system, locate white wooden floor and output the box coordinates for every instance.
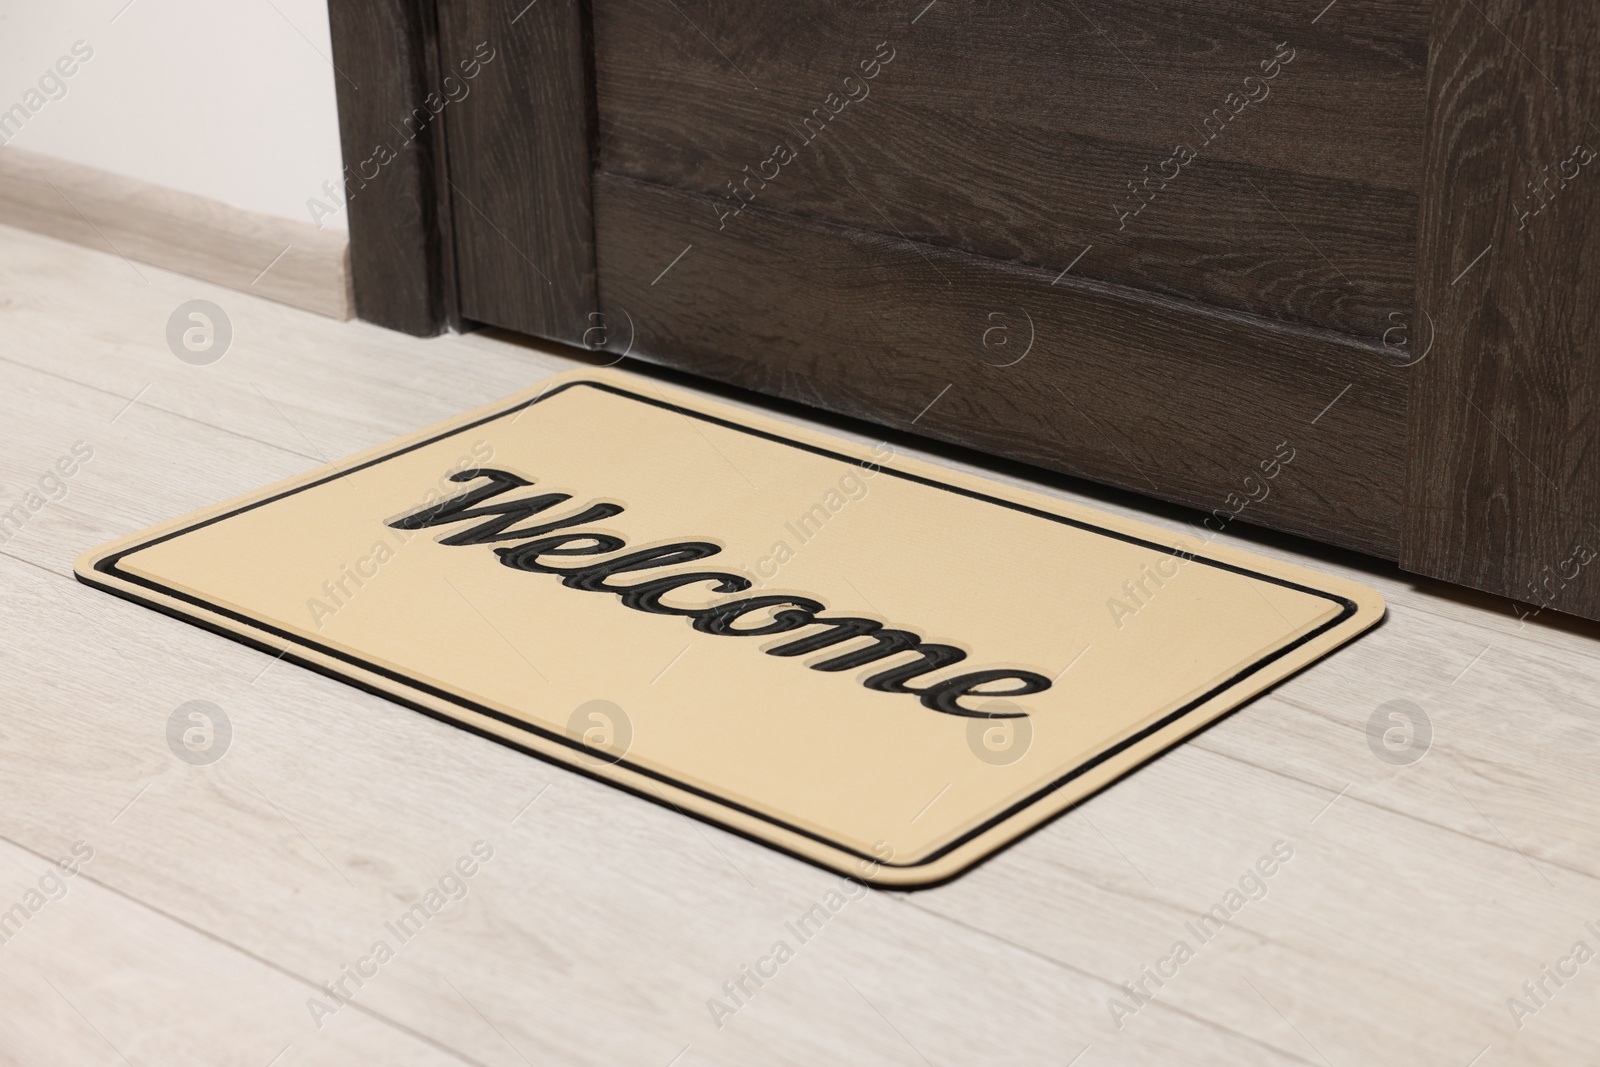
[3,223,1600,1067]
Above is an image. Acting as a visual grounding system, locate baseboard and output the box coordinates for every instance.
[0,147,351,320]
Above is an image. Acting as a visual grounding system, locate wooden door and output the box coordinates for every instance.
[328,0,1600,623]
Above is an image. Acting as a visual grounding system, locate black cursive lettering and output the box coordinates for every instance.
[392,469,1051,718]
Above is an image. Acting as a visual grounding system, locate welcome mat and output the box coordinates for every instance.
[77,369,1382,886]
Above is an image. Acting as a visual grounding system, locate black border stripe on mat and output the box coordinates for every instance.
[83,380,1357,870]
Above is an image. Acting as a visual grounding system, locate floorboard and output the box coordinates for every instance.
[2,223,1598,1065]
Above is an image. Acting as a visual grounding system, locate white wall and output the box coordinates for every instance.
[0,0,347,229]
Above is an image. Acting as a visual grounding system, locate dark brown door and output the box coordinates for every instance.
[329,0,1600,622]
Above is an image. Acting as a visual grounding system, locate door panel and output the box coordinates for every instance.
[594,171,1408,557]
[592,0,1430,340]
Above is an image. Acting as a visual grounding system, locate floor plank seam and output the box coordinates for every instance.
[0,827,493,1067]
[0,352,326,466]
[893,896,1322,1066]
[1194,742,1594,886]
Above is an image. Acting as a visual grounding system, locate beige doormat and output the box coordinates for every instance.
[77,369,1383,886]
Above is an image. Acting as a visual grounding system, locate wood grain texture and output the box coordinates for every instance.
[438,0,598,344]
[1404,0,1600,621]
[0,840,461,1066]
[8,224,1600,1065]
[329,0,454,336]
[593,172,1408,558]
[0,148,350,319]
[1,223,1296,1067]
[592,0,1428,340]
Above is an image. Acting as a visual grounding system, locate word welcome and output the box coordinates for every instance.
[712,40,895,231]
[0,440,94,546]
[1107,840,1294,1029]
[307,42,496,229]
[707,842,893,1029]
[307,841,494,1027]
[1113,42,1295,231]
[1505,916,1600,1030]
[1512,142,1596,232]
[0,841,94,947]
[741,444,892,586]
[1106,441,1295,628]
[391,468,1050,718]
[0,41,94,145]
[306,440,495,629]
